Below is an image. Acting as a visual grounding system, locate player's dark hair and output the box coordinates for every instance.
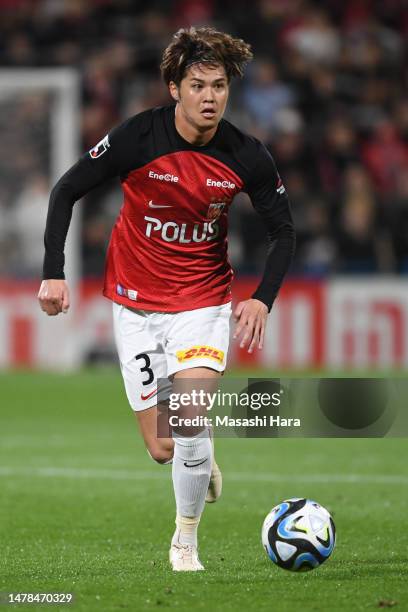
[160,26,253,86]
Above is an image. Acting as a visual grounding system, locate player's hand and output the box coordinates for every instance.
[38,279,70,316]
[233,298,268,353]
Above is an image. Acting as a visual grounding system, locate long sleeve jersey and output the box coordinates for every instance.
[43,105,295,311]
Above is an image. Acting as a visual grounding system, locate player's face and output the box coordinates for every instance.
[171,63,229,134]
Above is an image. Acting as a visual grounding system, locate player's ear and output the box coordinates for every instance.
[169,81,179,102]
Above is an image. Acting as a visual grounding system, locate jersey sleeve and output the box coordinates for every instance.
[42,119,133,280]
[244,142,296,310]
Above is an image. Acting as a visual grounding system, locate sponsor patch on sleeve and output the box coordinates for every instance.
[89,134,110,159]
[176,345,224,364]
[276,177,286,194]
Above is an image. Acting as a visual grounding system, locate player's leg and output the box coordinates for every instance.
[113,301,226,480]
[133,387,223,513]
[112,302,173,462]
[134,403,173,464]
[113,301,230,571]
[173,368,222,503]
[166,302,231,571]
[169,366,219,571]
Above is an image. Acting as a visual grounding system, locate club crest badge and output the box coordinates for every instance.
[207,200,226,221]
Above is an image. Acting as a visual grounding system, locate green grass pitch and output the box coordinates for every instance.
[1,369,407,611]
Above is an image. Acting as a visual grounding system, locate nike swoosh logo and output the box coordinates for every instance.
[140,388,158,401]
[148,200,173,208]
[183,459,208,468]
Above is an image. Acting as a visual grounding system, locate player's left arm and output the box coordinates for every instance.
[234,142,296,352]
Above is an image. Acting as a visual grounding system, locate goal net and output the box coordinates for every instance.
[0,69,81,369]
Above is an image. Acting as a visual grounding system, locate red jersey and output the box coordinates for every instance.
[43,105,293,312]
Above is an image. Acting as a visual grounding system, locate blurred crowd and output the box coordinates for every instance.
[0,0,407,278]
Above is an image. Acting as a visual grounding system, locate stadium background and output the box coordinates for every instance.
[1,2,407,611]
[0,0,407,371]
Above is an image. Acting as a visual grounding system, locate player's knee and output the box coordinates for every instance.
[147,445,173,465]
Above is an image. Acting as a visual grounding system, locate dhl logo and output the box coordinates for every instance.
[176,345,224,364]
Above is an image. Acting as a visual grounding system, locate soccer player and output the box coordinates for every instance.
[38,27,295,571]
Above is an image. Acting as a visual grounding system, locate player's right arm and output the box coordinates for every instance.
[38,130,122,316]
[38,278,70,316]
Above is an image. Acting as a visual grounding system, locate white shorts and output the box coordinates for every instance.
[112,301,232,411]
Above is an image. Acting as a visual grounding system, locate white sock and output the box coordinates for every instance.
[171,514,200,547]
[171,429,212,545]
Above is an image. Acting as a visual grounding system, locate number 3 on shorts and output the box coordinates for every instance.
[135,353,154,386]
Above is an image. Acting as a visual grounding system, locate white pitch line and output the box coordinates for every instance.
[0,466,407,485]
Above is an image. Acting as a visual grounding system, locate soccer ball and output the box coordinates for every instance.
[261,498,336,571]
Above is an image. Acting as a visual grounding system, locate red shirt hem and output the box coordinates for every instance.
[103,288,232,312]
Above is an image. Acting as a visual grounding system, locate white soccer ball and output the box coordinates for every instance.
[262,498,336,571]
